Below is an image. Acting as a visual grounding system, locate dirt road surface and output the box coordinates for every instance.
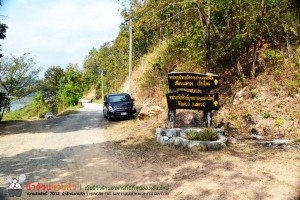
[0,103,299,200]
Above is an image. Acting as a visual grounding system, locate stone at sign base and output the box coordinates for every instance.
[156,128,227,150]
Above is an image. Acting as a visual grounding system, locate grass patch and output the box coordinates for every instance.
[286,79,299,96]
[188,128,218,141]
[250,89,257,98]
[2,103,48,121]
[92,99,102,104]
[2,103,83,121]
[264,112,271,118]
[275,118,284,126]
[229,113,239,120]
[57,105,83,116]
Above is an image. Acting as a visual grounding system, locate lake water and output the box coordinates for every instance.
[9,98,33,112]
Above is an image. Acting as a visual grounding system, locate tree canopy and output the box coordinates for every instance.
[82,0,300,96]
[0,53,40,111]
[0,0,8,58]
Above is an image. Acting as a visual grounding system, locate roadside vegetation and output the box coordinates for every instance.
[0,60,85,121]
[2,98,83,121]
[2,101,48,121]
[89,0,299,142]
[82,0,300,97]
[188,128,218,141]
[37,64,84,114]
[1,0,300,141]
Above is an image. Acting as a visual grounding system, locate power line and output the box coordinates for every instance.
[124,1,190,23]
[125,1,194,95]
[158,8,195,25]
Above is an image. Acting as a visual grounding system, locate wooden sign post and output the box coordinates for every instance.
[166,72,220,128]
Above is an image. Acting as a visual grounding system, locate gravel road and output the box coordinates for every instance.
[0,103,144,200]
[0,103,299,200]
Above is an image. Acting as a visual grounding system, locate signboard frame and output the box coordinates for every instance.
[166,72,220,128]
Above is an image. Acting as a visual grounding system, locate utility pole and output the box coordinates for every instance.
[101,70,104,103]
[128,19,133,96]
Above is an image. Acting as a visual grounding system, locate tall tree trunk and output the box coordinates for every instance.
[252,0,265,79]
[195,0,211,73]
[237,59,246,85]
[286,32,292,68]
[4,97,11,113]
[251,43,257,79]
[195,1,212,128]
[205,0,211,73]
[0,100,6,122]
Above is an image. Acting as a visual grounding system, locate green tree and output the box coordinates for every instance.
[39,66,64,112]
[56,63,83,111]
[194,0,212,73]
[58,82,82,107]
[43,66,64,97]
[0,53,40,112]
[83,43,120,96]
[33,91,43,118]
[84,0,300,95]
[83,48,101,92]
[0,0,8,58]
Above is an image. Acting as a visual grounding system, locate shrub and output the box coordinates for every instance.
[286,79,299,96]
[188,128,218,141]
[275,118,284,126]
[242,112,250,118]
[264,112,271,118]
[229,113,239,120]
[250,89,257,98]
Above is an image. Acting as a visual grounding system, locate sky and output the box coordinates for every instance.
[0,0,125,77]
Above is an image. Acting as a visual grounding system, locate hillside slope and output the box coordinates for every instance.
[119,41,300,142]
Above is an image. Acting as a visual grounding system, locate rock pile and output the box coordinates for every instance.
[138,103,164,120]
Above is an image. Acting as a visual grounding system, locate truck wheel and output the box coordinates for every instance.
[107,112,111,121]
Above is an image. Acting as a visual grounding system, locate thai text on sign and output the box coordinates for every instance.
[166,91,219,111]
[168,72,219,90]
